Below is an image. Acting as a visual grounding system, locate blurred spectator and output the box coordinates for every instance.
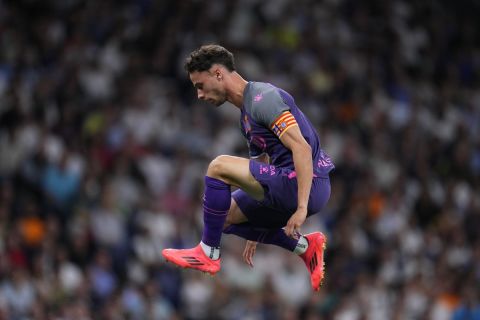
[1,268,36,318]
[0,0,479,319]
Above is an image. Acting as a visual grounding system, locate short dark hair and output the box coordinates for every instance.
[184,45,236,73]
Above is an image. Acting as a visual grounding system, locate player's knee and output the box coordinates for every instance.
[207,155,230,179]
[224,213,235,226]
[222,215,239,233]
[225,205,248,226]
[223,220,232,232]
[223,224,233,234]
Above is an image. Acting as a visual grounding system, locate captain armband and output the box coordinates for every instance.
[270,111,298,138]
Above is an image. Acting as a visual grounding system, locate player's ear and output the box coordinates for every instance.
[215,69,222,81]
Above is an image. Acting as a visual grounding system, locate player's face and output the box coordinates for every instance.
[189,69,227,107]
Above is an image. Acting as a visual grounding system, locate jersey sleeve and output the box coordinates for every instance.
[270,111,298,138]
[250,88,298,138]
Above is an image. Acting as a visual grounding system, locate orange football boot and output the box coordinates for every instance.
[299,232,327,291]
[162,244,220,276]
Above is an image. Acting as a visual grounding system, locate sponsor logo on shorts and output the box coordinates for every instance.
[259,165,276,176]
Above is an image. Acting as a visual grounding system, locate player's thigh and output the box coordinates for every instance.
[207,155,264,201]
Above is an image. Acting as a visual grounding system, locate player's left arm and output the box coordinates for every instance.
[279,121,313,237]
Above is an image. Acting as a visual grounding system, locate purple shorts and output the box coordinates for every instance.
[231,160,331,228]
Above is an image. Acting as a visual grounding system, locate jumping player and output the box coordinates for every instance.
[162,45,334,291]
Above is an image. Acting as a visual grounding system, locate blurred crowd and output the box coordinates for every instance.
[0,0,479,319]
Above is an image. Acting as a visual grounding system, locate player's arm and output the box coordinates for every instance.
[250,88,312,235]
[276,115,313,237]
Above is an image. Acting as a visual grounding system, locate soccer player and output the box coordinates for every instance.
[162,45,334,291]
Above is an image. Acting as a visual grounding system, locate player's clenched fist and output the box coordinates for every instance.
[285,208,307,238]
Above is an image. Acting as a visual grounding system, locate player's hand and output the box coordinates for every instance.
[285,208,307,238]
[243,240,257,268]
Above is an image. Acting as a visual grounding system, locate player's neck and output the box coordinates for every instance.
[226,72,248,109]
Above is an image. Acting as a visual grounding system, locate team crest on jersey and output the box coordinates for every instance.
[254,94,263,102]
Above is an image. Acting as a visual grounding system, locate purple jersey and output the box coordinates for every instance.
[240,82,334,178]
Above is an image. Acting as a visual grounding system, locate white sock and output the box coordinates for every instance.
[200,241,221,260]
[294,236,308,255]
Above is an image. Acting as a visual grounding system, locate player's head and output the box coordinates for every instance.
[185,44,236,106]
